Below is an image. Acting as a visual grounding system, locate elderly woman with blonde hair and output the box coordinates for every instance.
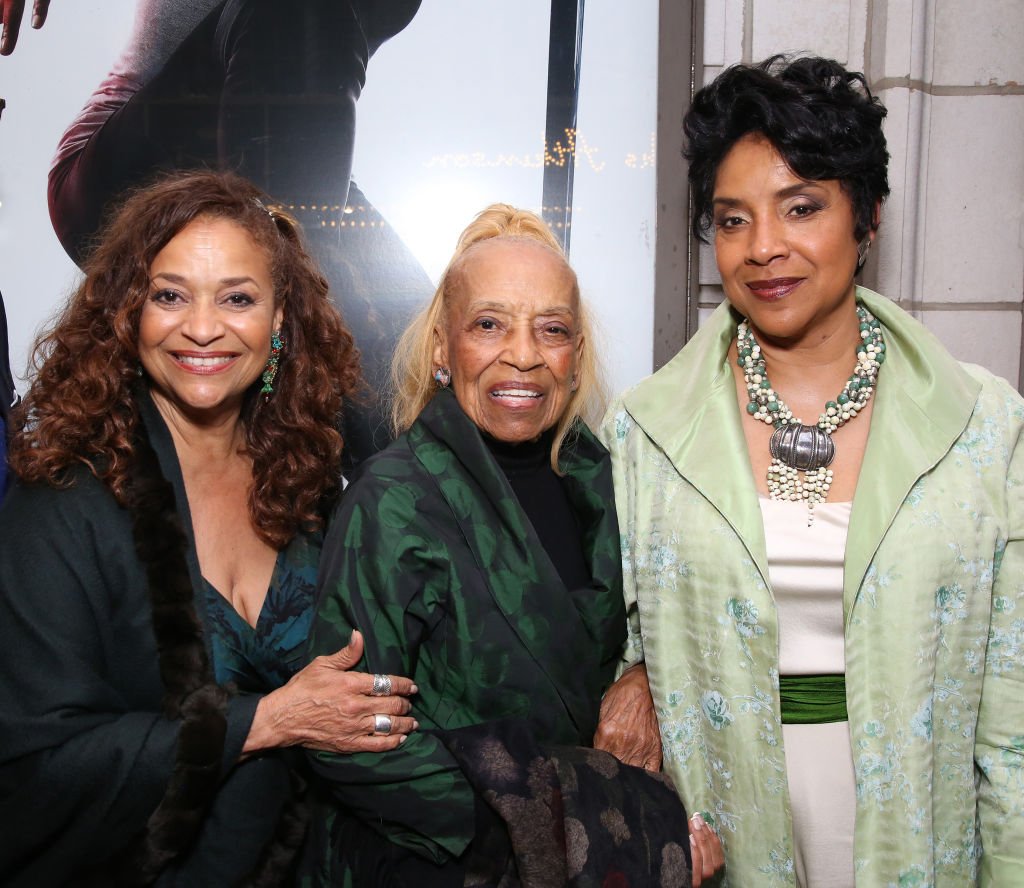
[302,204,722,886]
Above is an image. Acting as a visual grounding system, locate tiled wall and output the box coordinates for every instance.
[692,0,1024,391]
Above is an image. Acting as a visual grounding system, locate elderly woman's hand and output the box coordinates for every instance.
[244,630,418,755]
[593,663,661,770]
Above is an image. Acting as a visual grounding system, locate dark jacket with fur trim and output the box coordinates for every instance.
[0,393,294,885]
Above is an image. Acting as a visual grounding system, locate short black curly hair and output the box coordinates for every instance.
[683,55,890,243]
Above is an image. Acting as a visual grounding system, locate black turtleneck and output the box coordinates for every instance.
[481,429,591,591]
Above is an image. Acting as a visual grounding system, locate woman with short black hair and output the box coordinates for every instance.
[598,56,1024,886]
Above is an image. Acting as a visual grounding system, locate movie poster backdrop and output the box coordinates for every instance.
[0,1,659,463]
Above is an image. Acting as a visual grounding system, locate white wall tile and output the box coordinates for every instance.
[703,0,729,66]
[922,308,1022,384]
[846,0,868,73]
[702,64,726,85]
[868,0,921,80]
[699,284,726,306]
[751,0,852,63]
[698,306,721,327]
[870,87,914,303]
[724,0,746,64]
[698,240,721,285]
[932,0,1024,85]
[920,95,1024,303]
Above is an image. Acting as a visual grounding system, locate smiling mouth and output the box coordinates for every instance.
[490,388,542,400]
[746,278,804,300]
[172,353,239,372]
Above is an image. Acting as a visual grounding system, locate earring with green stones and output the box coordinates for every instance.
[261,330,284,397]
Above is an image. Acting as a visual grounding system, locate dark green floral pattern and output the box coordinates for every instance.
[305,389,626,879]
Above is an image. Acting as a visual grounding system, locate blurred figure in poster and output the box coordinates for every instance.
[2,0,432,465]
[0,170,418,883]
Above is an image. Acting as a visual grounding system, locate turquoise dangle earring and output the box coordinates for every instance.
[261,330,284,397]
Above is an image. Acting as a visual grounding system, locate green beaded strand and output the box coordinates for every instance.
[737,305,884,433]
[736,305,884,516]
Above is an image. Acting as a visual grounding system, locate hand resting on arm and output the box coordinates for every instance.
[245,629,419,755]
[594,662,662,771]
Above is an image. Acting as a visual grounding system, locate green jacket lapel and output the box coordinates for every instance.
[411,390,623,735]
[622,302,770,583]
[620,289,982,619]
[843,289,981,617]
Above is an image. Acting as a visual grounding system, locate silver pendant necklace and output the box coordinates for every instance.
[737,305,884,524]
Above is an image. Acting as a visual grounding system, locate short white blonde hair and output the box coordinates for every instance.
[389,203,606,471]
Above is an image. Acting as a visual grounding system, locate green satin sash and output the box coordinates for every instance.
[779,674,848,724]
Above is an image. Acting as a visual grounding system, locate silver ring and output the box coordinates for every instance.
[371,674,393,697]
[373,714,393,735]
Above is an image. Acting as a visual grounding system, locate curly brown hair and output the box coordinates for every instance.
[10,170,361,548]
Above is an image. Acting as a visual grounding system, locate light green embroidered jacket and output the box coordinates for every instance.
[600,288,1024,887]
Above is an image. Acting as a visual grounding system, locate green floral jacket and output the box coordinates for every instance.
[307,388,625,875]
[601,288,1024,887]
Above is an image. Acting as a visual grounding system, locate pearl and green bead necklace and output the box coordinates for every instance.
[736,304,884,522]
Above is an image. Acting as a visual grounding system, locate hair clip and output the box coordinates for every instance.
[252,196,277,221]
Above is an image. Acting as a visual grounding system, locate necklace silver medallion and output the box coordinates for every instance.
[737,305,884,524]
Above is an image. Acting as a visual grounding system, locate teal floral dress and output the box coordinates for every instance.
[205,531,322,690]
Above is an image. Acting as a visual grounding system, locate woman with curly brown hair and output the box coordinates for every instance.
[0,170,417,885]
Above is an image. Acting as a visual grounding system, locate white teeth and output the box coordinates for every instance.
[177,355,233,367]
[491,389,541,398]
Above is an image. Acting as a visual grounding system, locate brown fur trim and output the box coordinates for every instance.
[103,414,311,886]
[112,423,232,884]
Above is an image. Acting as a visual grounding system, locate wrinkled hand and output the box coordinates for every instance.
[1,1,50,55]
[244,630,419,755]
[594,663,661,770]
[689,812,725,886]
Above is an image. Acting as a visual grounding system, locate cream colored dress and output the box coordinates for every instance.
[759,496,856,888]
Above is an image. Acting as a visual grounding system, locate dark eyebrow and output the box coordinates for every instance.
[712,181,829,207]
[150,273,187,285]
[151,273,259,287]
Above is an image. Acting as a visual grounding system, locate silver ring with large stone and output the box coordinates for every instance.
[373,714,393,735]
[371,673,392,697]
